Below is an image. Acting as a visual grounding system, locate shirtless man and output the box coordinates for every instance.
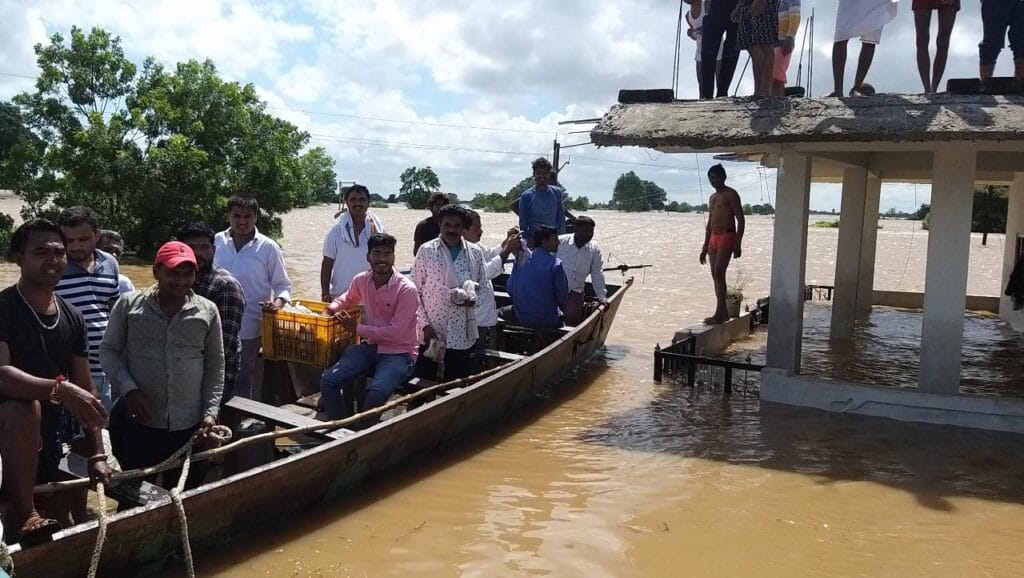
[699,164,745,324]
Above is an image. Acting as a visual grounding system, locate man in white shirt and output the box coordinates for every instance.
[412,204,489,381]
[213,196,292,399]
[463,209,519,348]
[556,216,608,325]
[320,184,386,301]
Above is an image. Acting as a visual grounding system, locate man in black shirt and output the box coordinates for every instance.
[0,220,110,546]
[412,192,449,256]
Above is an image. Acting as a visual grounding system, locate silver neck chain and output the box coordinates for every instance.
[16,282,60,331]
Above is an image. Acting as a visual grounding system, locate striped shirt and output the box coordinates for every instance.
[55,250,121,380]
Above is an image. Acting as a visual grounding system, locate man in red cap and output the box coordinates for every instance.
[100,241,224,488]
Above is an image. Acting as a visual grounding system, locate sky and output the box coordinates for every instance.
[0,1,1006,212]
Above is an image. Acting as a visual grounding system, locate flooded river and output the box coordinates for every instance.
[3,201,1023,576]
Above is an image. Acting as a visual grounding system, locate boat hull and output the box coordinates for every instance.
[11,278,631,578]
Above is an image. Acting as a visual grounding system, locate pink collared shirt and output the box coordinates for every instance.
[331,270,419,358]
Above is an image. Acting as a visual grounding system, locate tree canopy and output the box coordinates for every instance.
[398,166,441,209]
[611,171,667,212]
[2,26,336,256]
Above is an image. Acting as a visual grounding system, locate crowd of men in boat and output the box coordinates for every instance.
[0,156,608,558]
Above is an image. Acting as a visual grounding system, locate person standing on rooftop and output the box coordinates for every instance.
[829,0,900,96]
[212,196,292,400]
[914,0,959,94]
[699,0,742,98]
[979,0,1024,93]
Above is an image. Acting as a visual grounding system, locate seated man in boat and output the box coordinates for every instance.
[0,220,111,546]
[699,164,745,324]
[100,241,223,489]
[463,209,520,348]
[413,204,489,381]
[320,233,418,427]
[504,225,569,329]
[556,216,608,325]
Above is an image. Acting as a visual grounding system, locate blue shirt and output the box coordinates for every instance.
[55,249,121,381]
[518,185,566,244]
[507,248,569,329]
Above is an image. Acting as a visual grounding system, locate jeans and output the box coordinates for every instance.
[980,0,1024,66]
[320,344,414,423]
[700,0,741,98]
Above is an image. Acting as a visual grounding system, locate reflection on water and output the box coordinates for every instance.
[2,199,1021,577]
[725,303,1024,397]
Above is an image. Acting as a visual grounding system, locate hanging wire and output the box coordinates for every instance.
[672,0,685,97]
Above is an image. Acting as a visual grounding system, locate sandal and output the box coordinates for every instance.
[16,513,61,546]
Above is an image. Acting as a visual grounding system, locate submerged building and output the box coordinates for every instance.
[593,94,1024,432]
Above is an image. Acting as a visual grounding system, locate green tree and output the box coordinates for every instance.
[611,171,667,212]
[572,195,590,211]
[399,166,440,209]
[298,147,337,205]
[742,203,753,215]
[914,203,930,220]
[10,26,328,255]
[506,176,534,201]
[0,101,55,215]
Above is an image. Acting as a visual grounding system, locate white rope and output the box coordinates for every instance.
[84,425,232,578]
[86,482,107,578]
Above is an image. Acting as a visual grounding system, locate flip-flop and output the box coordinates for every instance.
[16,514,61,546]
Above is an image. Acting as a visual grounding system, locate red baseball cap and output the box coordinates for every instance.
[154,241,197,269]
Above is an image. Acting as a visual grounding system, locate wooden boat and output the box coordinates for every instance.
[10,275,632,578]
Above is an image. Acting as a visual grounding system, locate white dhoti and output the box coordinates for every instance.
[834,0,900,44]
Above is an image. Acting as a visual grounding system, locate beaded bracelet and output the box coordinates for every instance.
[49,374,66,405]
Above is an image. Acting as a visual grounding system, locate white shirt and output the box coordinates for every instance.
[556,234,608,300]
[323,211,386,297]
[472,242,506,328]
[213,228,293,340]
[117,274,135,295]
[412,238,488,351]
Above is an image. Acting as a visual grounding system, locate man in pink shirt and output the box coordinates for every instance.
[320,233,418,428]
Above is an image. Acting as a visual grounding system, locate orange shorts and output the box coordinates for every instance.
[709,230,737,251]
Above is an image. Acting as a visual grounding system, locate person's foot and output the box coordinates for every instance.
[703,316,725,325]
[825,91,840,97]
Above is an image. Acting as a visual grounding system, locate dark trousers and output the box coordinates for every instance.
[700,0,741,98]
[114,400,204,490]
[413,341,482,382]
[980,0,1024,66]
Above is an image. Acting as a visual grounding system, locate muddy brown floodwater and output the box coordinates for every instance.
[3,199,1023,576]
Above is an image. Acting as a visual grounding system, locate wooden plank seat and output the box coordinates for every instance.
[58,453,171,508]
[224,396,350,440]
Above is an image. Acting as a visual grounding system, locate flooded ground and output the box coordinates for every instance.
[725,303,1024,397]
[2,197,1023,576]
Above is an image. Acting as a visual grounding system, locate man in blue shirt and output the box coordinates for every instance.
[518,157,566,247]
[505,225,569,329]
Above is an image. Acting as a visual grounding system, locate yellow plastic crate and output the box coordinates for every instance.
[261,300,358,367]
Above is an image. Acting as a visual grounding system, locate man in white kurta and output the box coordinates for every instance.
[321,184,386,300]
[556,216,608,325]
[412,205,489,381]
[463,209,519,348]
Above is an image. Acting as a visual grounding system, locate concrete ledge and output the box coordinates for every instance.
[872,290,999,313]
[672,311,753,356]
[761,368,1024,434]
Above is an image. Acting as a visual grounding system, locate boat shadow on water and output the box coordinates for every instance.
[578,381,1024,511]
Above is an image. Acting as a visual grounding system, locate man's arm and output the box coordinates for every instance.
[0,346,107,431]
[269,244,293,306]
[413,221,428,257]
[220,279,245,392]
[202,308,225,420]
[728,188,746,258]
[518,192,531,235]
[699,210,712,264]
[555,197,566,234]
[554,263,570,309]
[69,353,110,481]
[326,277,361,315]
[320,257,335,302]
[99,297,140,399]
[590,245,608,301]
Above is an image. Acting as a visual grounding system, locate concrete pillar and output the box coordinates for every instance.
[919,147,976,394]
[855,176,882,319]
[999,173,1024,331]
[766,152,812,374]
[831,167,868,339]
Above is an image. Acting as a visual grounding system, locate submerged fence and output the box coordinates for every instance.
[653,286,835,395]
